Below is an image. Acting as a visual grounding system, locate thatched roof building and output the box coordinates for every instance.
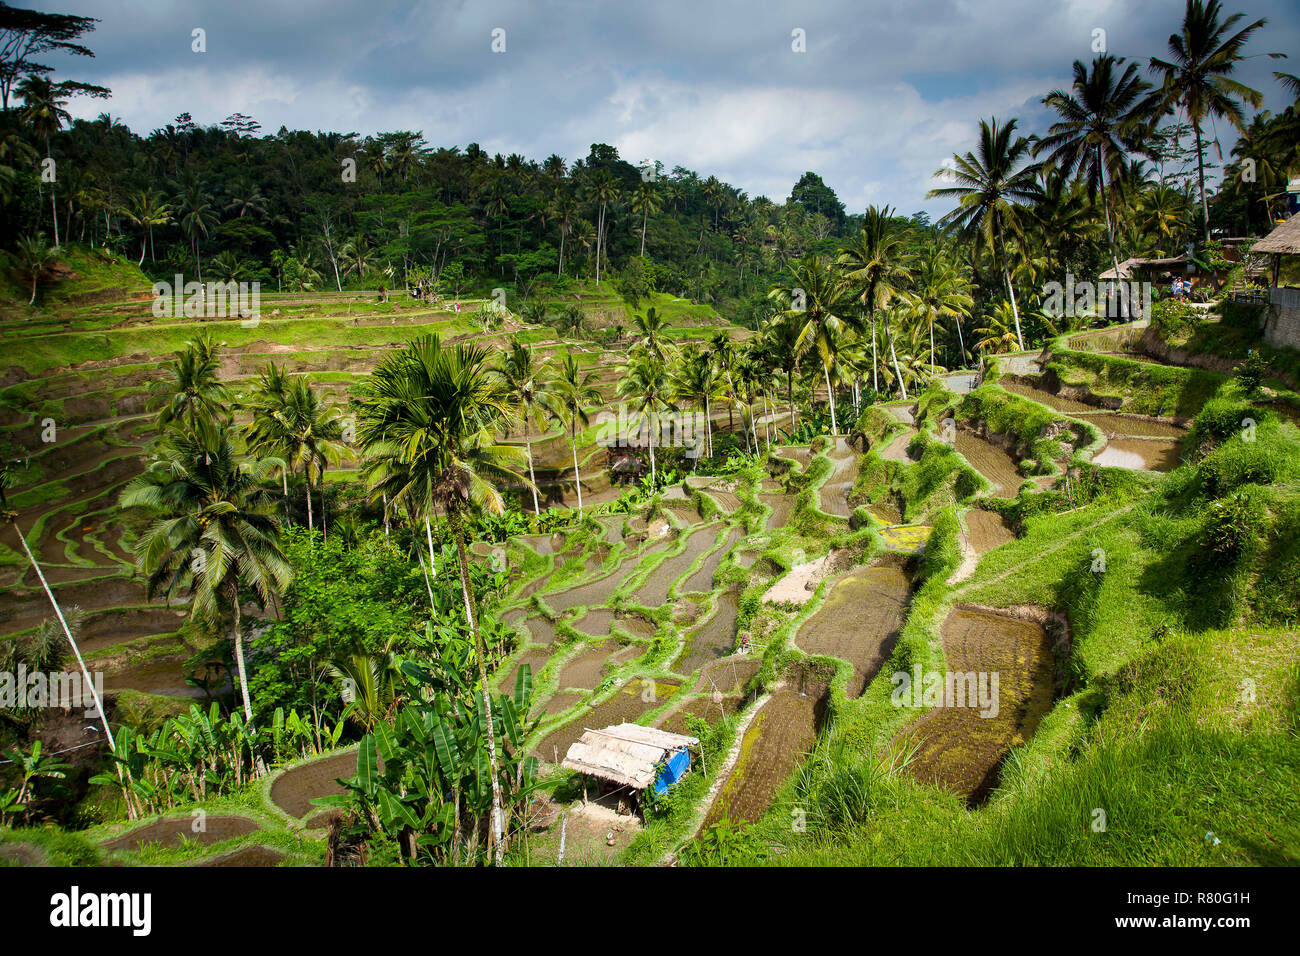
[1099,255,1190,281]
[1254,213,1300,256]
[562,723,699,793]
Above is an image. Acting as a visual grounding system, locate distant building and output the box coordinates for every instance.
[1253,213,1300,351]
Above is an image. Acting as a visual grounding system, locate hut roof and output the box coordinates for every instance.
[561,723,699,790]
[1254,214,1300,255]
[1099,255,1188,280]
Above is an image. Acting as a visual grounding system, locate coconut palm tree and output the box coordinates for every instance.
[240,361,296,514]
[706,331,754,453]
[175,180,218,283]
[586,169,620,285]
[910,242,974,372]
[353,333,525,865]
[1036,55,1155,293]
[618,350,674,485]
[151,333,232,432]
[282,377,350,541]
[120,416,293,724]
[670,350,723,459]
[16,76,70,247]
[838,206,914,398]
[121,189,171,266]
[15,234,58,306]
[631,180,662,257]
[550,191,577,276]
[1147,0,1273,241]
[759,311,805,431]
[497,341,551,515]
[928,117,1042,350]
[545,352,602,515]
[631,306,671,362]
[768,256,855,435]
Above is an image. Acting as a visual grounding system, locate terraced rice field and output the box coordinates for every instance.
[902,607,1056,804]
[674,590,740,677]
[794,562,909,696]
[535,679,682,764]
[101,815,260,853]
[954,429,1022,496]
[679,527,744,593]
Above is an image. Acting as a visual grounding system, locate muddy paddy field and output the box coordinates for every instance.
[901,607,1057,804]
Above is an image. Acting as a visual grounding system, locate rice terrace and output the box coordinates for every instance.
[2,0,1300,898]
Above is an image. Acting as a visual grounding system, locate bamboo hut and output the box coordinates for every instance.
[1254,214,1300,350]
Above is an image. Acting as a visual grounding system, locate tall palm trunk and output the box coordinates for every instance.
[1193,120,1210,243]
[883,313,908,400]
[525,425,540,516]
[1097,147,1127,319]
[450,509,504,865]
[570,422,584,514]
[996,232,1024,350]
[647,415,657,485]
[822,359,838,436]
[231,594,254,722]
[955,314,967,368]
[870,312,879,393]
[640,208,648,257]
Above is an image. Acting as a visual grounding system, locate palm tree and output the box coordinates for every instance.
[546,352,602,515]
[120,417,293,724]
[706,331,754,453]
[498,341,551,516]
[670,350,722,459]
[759,312,804,431]
[354,333,525,865]
[550,192,577,276]
[1147,0,1272,241]
[631,306,671,361]
[121,189,171,266]
[768,256,854,435]
[16,76,70,247]
[240,361,296,512]
[1037,55,1155,293]
[586,170,620,285]
[618,350,674,485]
[631,180,662,256]
[283,377,349,540]
[974,303,1024,354]
[15,234,58,306]
[151,333,231,432]
[339,234,376,281]
[176,180,218,283]
[837,206,914,398]
[910,242,974,371]
[928,117,1041,351]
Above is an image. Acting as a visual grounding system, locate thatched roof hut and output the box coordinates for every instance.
[1254,214,1300,256]
[1099,255,1190,280]
[562,723,699,793]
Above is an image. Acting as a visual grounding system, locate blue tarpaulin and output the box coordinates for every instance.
[654,748,692,795]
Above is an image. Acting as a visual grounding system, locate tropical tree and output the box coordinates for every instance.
[497,341,551,516]
[586,169,620,285]
[618,350,674,485]
[120,188,170,266]
[15,233,58,306]
[837,206,914,397]
[120,416,293,724]
[909,242,974,371]
[768,256,855,434]
[545,352,602,515]
[631,306,671,362]
[631,180,662,257]
[354,333,526,864]
[928,117,1042,350]
[1037,55,1155,291]
[16,75,70,246]
[1147,0,1273,241]
[150,333,231,432]
[670,350,723,459]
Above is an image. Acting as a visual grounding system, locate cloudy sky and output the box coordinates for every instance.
[35,0,1300,216]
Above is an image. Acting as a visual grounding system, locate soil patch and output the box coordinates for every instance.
[965,509,1016,555]
[674,591,739,677]
[102,815,260,852]
[954,429,1022,496]
[271,751,361,818]
[902,607,1056,804]
[795,564,909,696]
[193,845,286,867]
[535,679,681,764]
